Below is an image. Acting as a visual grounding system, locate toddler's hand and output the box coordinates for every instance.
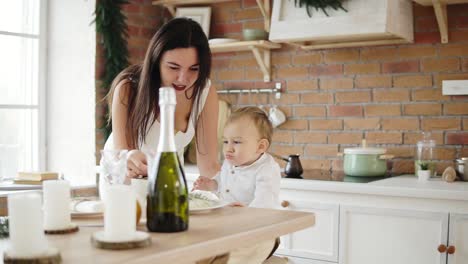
[193,176,217,191]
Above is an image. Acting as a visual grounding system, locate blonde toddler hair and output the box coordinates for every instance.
[226,106,273,146]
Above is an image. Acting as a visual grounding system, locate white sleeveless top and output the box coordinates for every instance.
[104,80,211,165]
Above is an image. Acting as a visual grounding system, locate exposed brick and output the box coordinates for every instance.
[355,76,392,88]
[361,47,398,61]
[403,132,444,144]
[421,118,461,130]
[295,106,326,117]
[217,69,244,80]
[444,102,468,115]
[242,21,264,30]
[392,160,414,174]
[440,43,468,57]
[382,61,419,74]
[374,90,410,102]
[305,145,338,157]
[242,0,257,8]
[413,4,434,17]
[460,147,468,157]
[415,16,438,31]
[272,131,293,144]
[300,159,331,170]
[324,50,359,63]
[233,8,262,20]
[386,147,414,158]
[344,118,380,130]
[269,145,304,156]
[328,133,363,144]
[381,118,420,130]
[309,119,343,130]
[393,75,432,88]
[272,53,291,66]
[277,93,300,104]
[229,56,258,68]
[212,22,242,35]
[331,159,344,171]
[245,68,263,80]
[398,45,437,59]
[310,65,343,76]
[279,119,308,130]
[212,7,233,23]
[447,132,468,144]
[464,118,468,130]
[344,63,380,75]
[365,105,401,117]
[287,80,318,91]
[335,91,371,103]
[275,67,309,79]
[329,105,363,117]
[292,53,322,65]
[435,148,457,160]
[295,132,328,144]
[412,89,450,101]
[366,132,402,144]
[421,58,460,72]
[302,93,334,104]
[414,32,441,44]
[223,81,255,90]
[404,103,442,116]
[320,78,354,90]
[435,73,468,89]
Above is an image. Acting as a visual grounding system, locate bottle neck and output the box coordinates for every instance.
[158,104,176,152]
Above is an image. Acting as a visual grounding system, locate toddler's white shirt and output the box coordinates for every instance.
[214,153,281,209]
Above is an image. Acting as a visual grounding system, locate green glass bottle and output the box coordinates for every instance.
[147,87,188,232]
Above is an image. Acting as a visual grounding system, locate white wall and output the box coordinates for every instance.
[47,0,96,185]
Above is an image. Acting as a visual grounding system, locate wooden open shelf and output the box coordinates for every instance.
[210,40,281,82]
[413,0,468,43]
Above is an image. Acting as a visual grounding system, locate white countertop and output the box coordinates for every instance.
[184,165,468,201]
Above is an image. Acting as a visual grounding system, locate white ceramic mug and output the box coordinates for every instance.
[268,106,286,128]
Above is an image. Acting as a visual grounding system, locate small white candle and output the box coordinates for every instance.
[43,180,71,230]
[104,185,136,241]
[8,192,48,257]
[131,178,148,220]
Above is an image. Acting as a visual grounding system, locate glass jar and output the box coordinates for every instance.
[415,132,437,177]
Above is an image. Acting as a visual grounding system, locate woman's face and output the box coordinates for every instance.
[160,47,200,93]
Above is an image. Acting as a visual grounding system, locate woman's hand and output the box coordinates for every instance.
[193,176,217,191]
[126,150,148,178]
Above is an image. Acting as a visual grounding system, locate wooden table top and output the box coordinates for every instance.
[0,206,314,264]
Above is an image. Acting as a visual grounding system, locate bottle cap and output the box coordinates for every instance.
[159,87,176,105]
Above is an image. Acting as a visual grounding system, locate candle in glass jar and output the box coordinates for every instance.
[43,180,71,230]
[104,185,136,241]
[8,192,48,257]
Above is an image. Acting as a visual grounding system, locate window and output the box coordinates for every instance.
[0,0,46,179]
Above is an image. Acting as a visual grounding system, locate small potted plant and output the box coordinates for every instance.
[418,162,431,181]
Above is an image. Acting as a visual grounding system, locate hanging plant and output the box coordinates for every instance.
[93,0,129,137]
[292,0,348,17]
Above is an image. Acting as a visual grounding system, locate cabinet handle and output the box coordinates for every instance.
[437,244,447,253]
[281,200,290,208]
[447,245,456,254]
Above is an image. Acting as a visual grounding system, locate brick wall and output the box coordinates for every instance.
[96,0,468,174]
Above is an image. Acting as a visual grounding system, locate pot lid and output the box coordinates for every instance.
[344,147,386,155]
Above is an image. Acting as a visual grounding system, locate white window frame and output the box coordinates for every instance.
[0,0,47,173]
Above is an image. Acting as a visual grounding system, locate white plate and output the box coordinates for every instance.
[70,199,104,218]
[190,202,228,214]
[208,38,239,45]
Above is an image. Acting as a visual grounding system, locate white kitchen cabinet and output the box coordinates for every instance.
[448,213,468,264]
[276,198,339,263]
[339,206,448,264]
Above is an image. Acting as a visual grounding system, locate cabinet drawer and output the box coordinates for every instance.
[277,198,339,262]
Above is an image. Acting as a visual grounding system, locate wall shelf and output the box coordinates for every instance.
[413,0,468,43]
[152,0,232,16]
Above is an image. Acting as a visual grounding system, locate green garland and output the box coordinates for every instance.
[292,0,348,17]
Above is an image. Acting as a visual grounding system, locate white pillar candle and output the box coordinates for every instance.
[8,192,48,257]
[104,185,136,241]
[43,180,71,230]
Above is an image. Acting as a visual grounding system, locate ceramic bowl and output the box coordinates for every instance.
[242,29,268,41]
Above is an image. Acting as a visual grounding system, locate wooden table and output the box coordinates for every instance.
[0,206,314,263]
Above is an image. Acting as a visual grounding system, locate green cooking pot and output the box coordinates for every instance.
[343,147,393,177]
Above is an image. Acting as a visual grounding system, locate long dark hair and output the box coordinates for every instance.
[107,17,212,149]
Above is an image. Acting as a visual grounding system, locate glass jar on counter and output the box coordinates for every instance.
[415,132,437,177]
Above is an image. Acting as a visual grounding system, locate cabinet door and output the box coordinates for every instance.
[339,206,448,264]
[448,213,468,264]
[276,199,339,262]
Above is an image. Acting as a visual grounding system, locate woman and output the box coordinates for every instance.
[104,17,220,179]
